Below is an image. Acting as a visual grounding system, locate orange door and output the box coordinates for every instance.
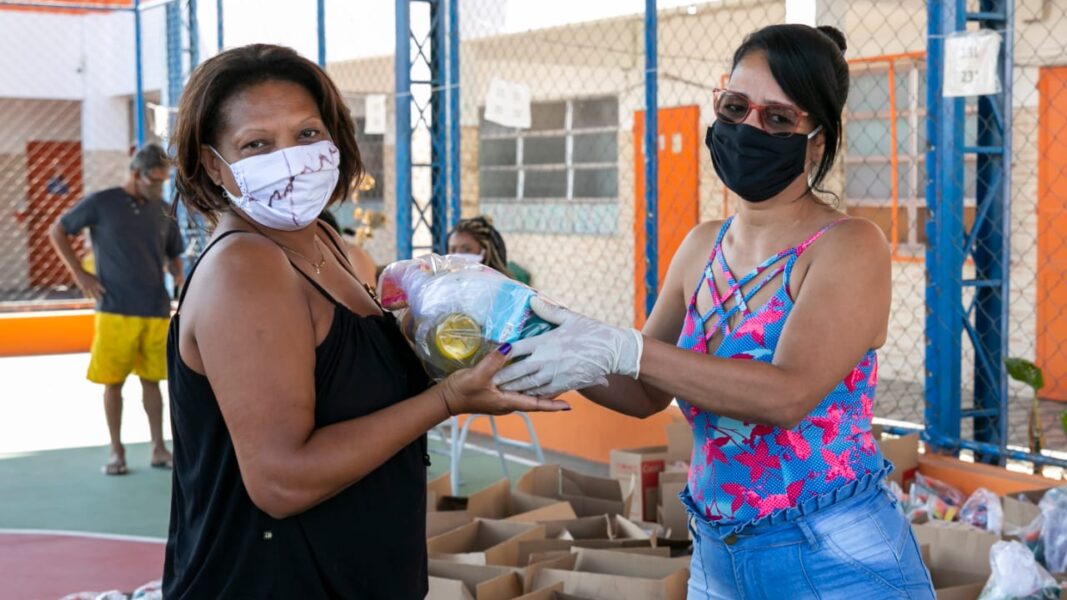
[26,141,84,289]
[1038,67,1067,402]
[633,106,700,328]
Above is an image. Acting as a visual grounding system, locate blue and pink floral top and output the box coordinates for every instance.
[676,216,885,526]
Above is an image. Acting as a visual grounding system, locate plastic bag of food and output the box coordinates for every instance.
[961,487,1005,535]
[1040,507,1067,574]
[906,472,965,522]
[978,541,1061,600]
[378,254,553,379]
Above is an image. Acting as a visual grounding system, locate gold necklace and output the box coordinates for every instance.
[280,238,328,276]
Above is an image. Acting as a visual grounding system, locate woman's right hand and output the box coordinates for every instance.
[438,344,571,416]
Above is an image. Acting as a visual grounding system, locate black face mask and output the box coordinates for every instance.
[705,121,814,203]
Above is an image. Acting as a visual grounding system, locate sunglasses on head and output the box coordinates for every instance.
[712,88,810,137]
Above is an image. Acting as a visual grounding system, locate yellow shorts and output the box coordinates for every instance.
[87,312,170,385]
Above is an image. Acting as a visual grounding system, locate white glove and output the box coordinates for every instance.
[492,296,644,397]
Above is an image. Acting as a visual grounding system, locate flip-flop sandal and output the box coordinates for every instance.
[102,460,128,476]
[150,460,173,470]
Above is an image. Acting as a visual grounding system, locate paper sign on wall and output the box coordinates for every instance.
[483,78,531,129]
[364,94,387,135]
[943,30,1002,97]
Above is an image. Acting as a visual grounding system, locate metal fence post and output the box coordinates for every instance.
[643,0,659,318]
[395,0,413,260]
[924,0,966,453]
[133,0,146,147]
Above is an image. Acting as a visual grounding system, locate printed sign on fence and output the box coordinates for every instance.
[484,78,531,129]
[364,94,387,135]
[943,30,1002,97]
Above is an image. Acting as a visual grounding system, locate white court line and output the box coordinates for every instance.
[0,528,165,544]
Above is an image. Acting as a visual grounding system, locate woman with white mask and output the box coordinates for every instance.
[165,44,568,599]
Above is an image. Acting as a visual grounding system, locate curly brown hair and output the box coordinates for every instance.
[172,44,363,222]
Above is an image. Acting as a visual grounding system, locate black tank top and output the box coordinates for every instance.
[163,226,431,599]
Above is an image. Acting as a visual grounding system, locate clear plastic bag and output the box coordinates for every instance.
[378,254,553,379]
[1041,506,1067,574]
[961,487,1005,535]
[905,472,965,522]
[978,540,1061,600]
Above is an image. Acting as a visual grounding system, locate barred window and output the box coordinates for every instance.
[478,96,619,235]
[844,60,977,257]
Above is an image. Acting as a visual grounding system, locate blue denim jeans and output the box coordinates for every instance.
[684,484,935,599]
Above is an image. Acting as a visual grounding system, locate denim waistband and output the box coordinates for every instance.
[680,460,894,539]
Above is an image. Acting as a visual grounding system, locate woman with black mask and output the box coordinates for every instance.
[492,24,935,598]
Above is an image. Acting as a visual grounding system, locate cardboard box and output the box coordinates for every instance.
[513,582,595,600]
[468,480,578,523]
[529,548,689,600]
[517,465,633,518]
[426,560,524,600]
[610,446,669,522]
[428,519,547,567]
[428,510,476,538]
[874,429,920,490]
[515,515,657,566]
[1002,495,1042,536]
[913,522,997,600]
[657,471,690,541]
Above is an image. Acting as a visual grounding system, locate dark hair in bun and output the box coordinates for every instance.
[816,25,848,53]
[730,24,850,202]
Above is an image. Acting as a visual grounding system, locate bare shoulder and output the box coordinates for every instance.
[187,231,306,314]
[677,220,725,263]
[816,216,890,259]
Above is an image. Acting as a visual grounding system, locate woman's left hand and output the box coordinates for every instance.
[492,297,644,397]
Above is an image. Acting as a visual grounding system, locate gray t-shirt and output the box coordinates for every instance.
[60,186,184,318]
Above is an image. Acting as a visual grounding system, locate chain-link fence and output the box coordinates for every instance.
[0,0,176,308]
[2,0,1065,464]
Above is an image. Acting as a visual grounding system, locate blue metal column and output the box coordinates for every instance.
[133,0,146,147]
[430,0,448,255]
[967,0,1013,463]
[447,0,461,230]
[643,0,659,317]
[924,0,966,452]
[188,0,199,66]
[395,0,413,259]
[317,0,326,68]
[216,0,223,51]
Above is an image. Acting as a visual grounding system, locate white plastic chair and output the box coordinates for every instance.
[432,413,546,496]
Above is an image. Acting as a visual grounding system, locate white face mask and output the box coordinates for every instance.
[211,140,341,231]
[449,251,485,264]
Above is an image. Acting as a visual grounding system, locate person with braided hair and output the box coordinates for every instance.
[447,215,531,284]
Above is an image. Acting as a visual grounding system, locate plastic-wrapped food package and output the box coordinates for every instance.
[378,254,553,379]
[1040,507,1067,574]
[978,541,1061,600]
[906,472,965,522]
[961,487,1005,535]
[1040,486,1067,514]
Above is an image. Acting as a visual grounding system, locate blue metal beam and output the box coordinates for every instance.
[134,0,146,147]
[395,0,413,260]
[216,0,223,51]
[430,0,448,255]
[188,0,199,66]
[448,0,461,231]
[316,0,325,68]
[643,0,659,317]
[924,0,966,450]
[970,0,1012,464]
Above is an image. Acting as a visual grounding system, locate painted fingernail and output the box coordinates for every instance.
[498,343,513,356]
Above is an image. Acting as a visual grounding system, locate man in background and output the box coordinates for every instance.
[49,143,185,475]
